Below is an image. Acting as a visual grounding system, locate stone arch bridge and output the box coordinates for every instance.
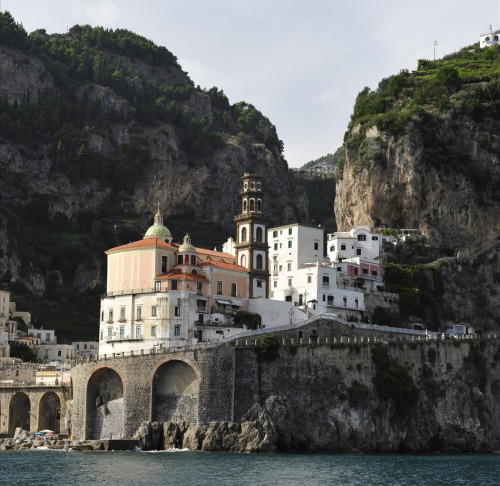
[0,386,69,436]
[70,346,235,440]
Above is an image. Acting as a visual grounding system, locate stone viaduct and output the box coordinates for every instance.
[0,386,69,436]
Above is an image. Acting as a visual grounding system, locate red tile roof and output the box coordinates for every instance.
[106,238,175,253]
[156,269,209,282]
[198,260,248,272]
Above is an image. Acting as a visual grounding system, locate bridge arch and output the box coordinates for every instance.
[86,365,124,440]
[150,357,200,424]
[38,391,61,433]
[9,392,31,435]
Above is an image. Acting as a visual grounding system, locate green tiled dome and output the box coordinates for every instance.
[145,223,172,237]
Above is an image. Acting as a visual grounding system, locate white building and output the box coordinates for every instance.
[480,28,499,48]
[72,341,98,359]
[268,224,370,314]
[326,225,382,262]
[27,327,57,344]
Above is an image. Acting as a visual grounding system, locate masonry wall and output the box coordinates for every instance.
[0,386,69,436]
[70,346,235,439]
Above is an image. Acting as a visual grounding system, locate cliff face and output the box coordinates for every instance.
[335,120,499,253]
[0,37,307,329]
[133,328,500,453]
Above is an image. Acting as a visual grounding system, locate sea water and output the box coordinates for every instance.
[0,449,499,486]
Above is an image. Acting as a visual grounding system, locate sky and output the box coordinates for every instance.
[3,0,500,168]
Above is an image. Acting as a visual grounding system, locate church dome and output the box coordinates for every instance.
[144,204,172,239]
[178,234,195,253]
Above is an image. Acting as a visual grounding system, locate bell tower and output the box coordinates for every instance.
[234,173,269,298]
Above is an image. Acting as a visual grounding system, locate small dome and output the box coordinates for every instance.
[179,234,195,253]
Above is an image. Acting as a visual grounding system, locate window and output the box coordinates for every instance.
[287,263,292,271]
[119,326,125,339]
[288,228,292,235]
[231,283,237,297]
[357,234,367,241]
[76,344,80,350]
[322,276,329,286]
[330,245,335,252]
[256,182,261,190]
[314,242,319,250]
[151,306,157,317]
[217,281,223,295]
[372,270,378,276]
[327,295,333,305]
[107,328,112,340]
[343,297,347,307]
[288,278,292,287]
[243,199,247,212]
[249,199,255,211]
[155,281,161,291]
[174,306,181,316]
[162,256,168,272]
[274,243,278,251]
[137,306,142,320]
[273,231,278,238]
[257,280,263,288]
[119,307,125,320]
[322,294,326,302]
[372,236,379,241]
[174,326,180,336]
[240,255,246,267]
[363,268,368,275]
[256,254,263,269]
[354,268,358,275]
[177,255,183,264]
[108,309,113,321]
[241,227,247,242]
[307,276,312,283]
[197,299,206,311]
[256,227,263,242]
[356,249,362,256]
[197,282,203,293]
[191,255,196,265]
[225,315,232,325]
[273,265,278,272]
[273,280,277,288]
[58,350,62,357]
[257,199,262,212]
[288,240,292,248]
[46,333,51,341]
[44,350,49,359]
[101,311,104,322]
[100,331,103,340]
[355,298,359,309]
[171,280,178,290]
[151,326,157,337]
[341,244,346,251]
[135,326,141,339]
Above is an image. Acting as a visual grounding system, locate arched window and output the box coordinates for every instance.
[257,199,262,212]
[243,199,247,212]
[240,254,246,267]
[241,227,247,242]
[256,254,263,270]
[256,227,263,242]
[249,199,255,212]
[257,182,261,190]
[191,269,197,275]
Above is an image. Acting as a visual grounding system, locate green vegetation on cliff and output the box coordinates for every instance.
[0,12,290,341]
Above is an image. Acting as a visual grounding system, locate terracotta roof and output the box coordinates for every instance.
[198,260,248,272]
[156,269,209,282]
[106,238,175,253]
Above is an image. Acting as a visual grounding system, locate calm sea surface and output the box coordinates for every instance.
[0,449,499,486]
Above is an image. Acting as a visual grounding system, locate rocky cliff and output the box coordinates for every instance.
[0,17,308,338]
